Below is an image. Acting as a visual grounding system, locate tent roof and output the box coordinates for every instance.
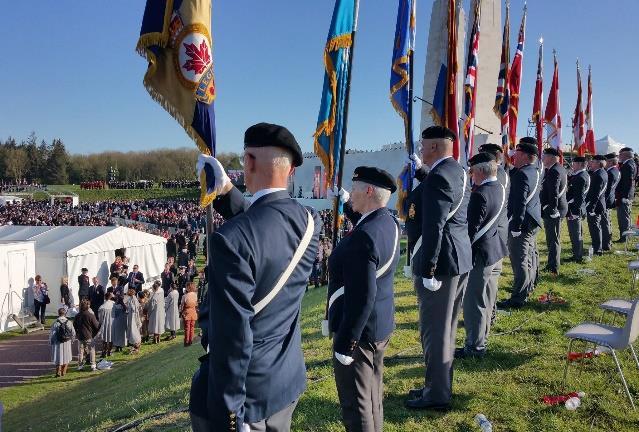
[0,226,166,258]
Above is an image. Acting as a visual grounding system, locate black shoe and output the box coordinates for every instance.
[496,299,524,309]
[455,347,486,359]
[405,398,451,411]
[408,387,424,400]
[615,239,626,244]
[595,251,604,256]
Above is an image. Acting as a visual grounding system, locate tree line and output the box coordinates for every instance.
[0,134,242,185]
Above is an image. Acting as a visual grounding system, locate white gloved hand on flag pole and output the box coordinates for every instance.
[196,154,231,197]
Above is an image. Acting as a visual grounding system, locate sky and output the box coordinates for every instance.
[1,0,637,155]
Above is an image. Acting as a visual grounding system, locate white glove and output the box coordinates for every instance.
[327,187,350,203]
[588,212,596,217]
[335,352,355,366]
[403,265,413,279]
[407,153,423,170]
[550,212,560,219]
[622,198,632,204]
[422,277,442,291]
[511,231,522,238]
[196,154,231,196]
[241,424,250,432]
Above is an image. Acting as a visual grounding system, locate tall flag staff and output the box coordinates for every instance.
[574,60,586,155]
[460,0,482,165]
[494,1,511,157]
[313,0,360,247]
[544,50,562,160]
[508,3,526,149]
[584,65,596,155]
[391,0,417,221]
[431,0,461,160]
[532,37,544,155]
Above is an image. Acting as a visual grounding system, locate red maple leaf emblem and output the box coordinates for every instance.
[182,39,211,75]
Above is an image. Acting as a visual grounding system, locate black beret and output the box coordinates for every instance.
[468,152,496,166]
[605,152,618,159]
[244,122,303,167]
[352,166,397,193]
[543,147,560,156]
[478,143,503,155]
[519,136,538,146]
[593,155,606,161]
[620,147,634,153]
[573,156,586,162]
[421,126,457,141]
[516,142,538,156]
[81,268,88,272]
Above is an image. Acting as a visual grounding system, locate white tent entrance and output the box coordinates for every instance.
[0,226,167,313]
[0,241,36,332]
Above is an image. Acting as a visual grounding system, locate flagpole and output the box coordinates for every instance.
[332,0,360,248]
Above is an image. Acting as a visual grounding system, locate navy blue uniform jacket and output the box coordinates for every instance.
[567,170,589,217]
[586,169,607,214]
[605,166,621,209]
[468,180,508,267]
[327,208,399,355]
[206,188,320,429]
[416,157,472,278]
[616,159,636,201]
[507,163,542,232]
[540,163,568,218]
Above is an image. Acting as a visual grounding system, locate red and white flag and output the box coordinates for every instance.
[508,6,526,148]
[532,39,544,155]
[584,66,596,155]
[544,51,562,155]
[574,62,586,155]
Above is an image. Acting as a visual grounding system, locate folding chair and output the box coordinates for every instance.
[563,299,639,410]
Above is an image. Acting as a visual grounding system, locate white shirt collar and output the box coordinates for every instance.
[355,208,382,227]
[428,156,452,170]
[250,188,287,205]
[480,176,498,186]
[573,168,586,175]
[606,166,616,171]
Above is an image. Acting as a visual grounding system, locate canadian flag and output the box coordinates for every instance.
[574,63,586,155]
[544,52,562,153]
[584,66,596,155]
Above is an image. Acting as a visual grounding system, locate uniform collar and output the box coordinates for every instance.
[355,207,385,227]
[428,156,452,170]
[479,176,498,186]
[573,168,586,175]
[250,188,287,206]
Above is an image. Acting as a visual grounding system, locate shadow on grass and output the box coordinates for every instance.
[384,392,473,423]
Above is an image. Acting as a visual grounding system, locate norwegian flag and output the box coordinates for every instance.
[460,0,481,164]
[494,3,510,152]
[574,62,586,155]
[532,40,544,155]
[508,6,526,148]
[544,51,562,155]
[584,66,596,155]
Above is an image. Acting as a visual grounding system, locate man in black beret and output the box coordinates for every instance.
[616,147,636,242]
[497,138,542,309]
[401,151,430,279]
[566,156,590,262]
[540,147,568,275]
[603,153,621,250]
[326,166,400,430]
[406,126,472,410]
[456,152,507,359]
[585,155,608,255]
[192,122,320,431]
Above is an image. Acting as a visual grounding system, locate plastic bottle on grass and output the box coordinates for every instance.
[474,414,493,432]
[565,397,581,410]
[588,246,593,260]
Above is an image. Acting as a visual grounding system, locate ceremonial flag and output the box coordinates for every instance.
[532,39,544,155]
[508,6,526,147]
[544,51,562,156]
[390,0,417,219]
[431,0,460,160]
[137,0,217,207]
[494,3,511,153]
[584,66,596,155]
[314,0,358,189]
[574,62,586,155]
[460,0,481,164]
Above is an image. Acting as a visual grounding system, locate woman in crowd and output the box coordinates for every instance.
[98,292,115,357]
[32,275,48,325]
[148,281,165,344]
[110,256,122,279]
[125,287,142,354]
[180,282,198,347]
[60,277,73,311]
[161,262,174,297]
[196,269,207,305]
[165,283,180,340]
[139,291,150,343]
[49,307,75,377]
[112,296,128,352]
[73,299,100,371]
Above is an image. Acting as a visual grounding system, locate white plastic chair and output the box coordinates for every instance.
[563,299,639,410]
[629,261,639,291]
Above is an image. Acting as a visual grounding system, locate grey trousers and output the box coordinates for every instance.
[543,216,562,272]
[508,227,540,304]
[601,209,613,249]
[415,273,469,404]
[190,400,298,432]
[463,259,496,351]
[587,213,602,253]
[334,338,389,432]
[618,200,633,239]
[567,217,584,260]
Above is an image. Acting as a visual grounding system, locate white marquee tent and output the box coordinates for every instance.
[0,241,36,332]
[595,135,625,155]
[0,226,167,312]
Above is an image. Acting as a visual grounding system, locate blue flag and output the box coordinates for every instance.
[390,0,416,219]
[313,0,357,189]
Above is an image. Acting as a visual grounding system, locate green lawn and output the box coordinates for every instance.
[46,184,198,202]
[4,214,639,431]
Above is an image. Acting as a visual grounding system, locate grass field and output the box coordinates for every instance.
[4,215,639,431]
[46,185,198,202]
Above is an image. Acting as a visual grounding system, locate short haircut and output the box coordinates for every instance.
[472,161,498,177]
